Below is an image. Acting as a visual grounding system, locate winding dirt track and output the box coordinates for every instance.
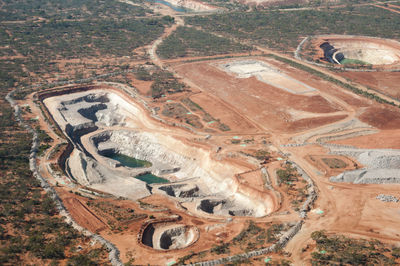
[63,197,108,232]
[373,3,400,14]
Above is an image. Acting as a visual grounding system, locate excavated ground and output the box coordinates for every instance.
[219,60,317,94]
[168,54,400,263]
[329,37,400,66]
[43,88,277,218]
[171,56,400,186]
[142,223,199,250]
[308,35,400,69]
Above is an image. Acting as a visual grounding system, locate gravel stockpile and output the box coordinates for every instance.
[330,148,400,184]
[376,194,399,203]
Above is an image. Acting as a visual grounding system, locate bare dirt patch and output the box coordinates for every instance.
[172,57,346,133]
[359,106,400,130]
[62,196,108,233]
[189,93,259,133]
[339,71,400,100]
[331,129,400,149]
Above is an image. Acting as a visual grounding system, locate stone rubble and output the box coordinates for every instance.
[376,194,399,203]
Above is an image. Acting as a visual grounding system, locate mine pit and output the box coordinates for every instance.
[197,198,255,217]
[159,184,201,198]
[312,36,400,68]
[43,88,276,215]
[330,39,400,65]
[141,223,199,250]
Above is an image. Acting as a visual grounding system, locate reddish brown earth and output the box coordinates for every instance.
[61,196,108,233]
[332,129,400,149]
[359,105,400,130]
[189,92,260,133]
[172,57,347,134]
[340,71,400,100]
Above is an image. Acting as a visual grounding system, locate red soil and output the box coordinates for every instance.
[62,196,108,233]
[189,92,260,133]
[331,129,400,149]
[340,71,400,100]
[173,58,345,134]
[359,106,400,130]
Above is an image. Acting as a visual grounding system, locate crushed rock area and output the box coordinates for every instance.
[376,194,399,203]
[329,147,400,184]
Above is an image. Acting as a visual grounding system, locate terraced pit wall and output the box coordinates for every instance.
[6,88,123,266]
[137,216,182,249]
[36,85,104,175]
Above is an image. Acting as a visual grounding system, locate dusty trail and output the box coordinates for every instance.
[373,3,400,14]
[148,16,184,69]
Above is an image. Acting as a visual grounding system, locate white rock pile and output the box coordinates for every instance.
[376,194,399,203]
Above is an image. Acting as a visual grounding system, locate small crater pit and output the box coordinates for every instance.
[141,223,198,250]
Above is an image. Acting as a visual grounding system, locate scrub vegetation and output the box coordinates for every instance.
[185,6,400,50]
[157,26,252,59]
[0,95,109,264]
[311,231,399,265]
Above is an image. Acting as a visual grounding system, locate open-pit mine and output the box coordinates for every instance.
[4,0,400,264]
[24,40,400,265]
